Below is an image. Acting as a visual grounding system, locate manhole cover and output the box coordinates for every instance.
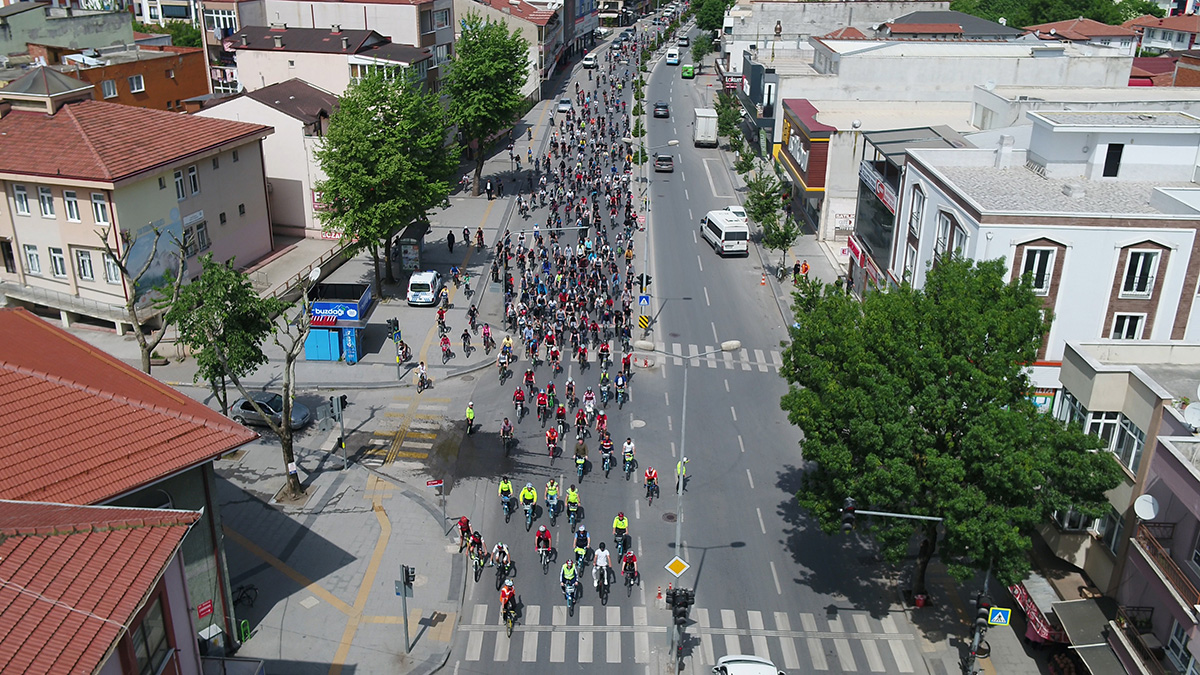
[663,512,677,522]
[669,333,681,338]
[461,375,475,382]
[631,419,646,428]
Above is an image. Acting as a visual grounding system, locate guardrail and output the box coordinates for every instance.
[265,241,350,302]
[1135,523,1200,609]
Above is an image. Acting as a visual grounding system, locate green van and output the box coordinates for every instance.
[680,64,695,79]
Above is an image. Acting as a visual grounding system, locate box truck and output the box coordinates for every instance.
[693,108,718,148]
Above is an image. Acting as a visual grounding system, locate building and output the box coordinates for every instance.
[563,0,597,57]
[880,10,1023,41]
[1023,17,1138,57]
[200,0,266,93]
[0,1,135,56]
[259,0,454,86]
[20,44,210,111]
[0,79,274,332]
[891,110,1200,391]
[0,307,261,657]
[228,25,431,95]
[0,501,207,674]
[971,83,1200,130]
[719,0,950,47]
[1127,14,1200,55]
[453,0,562,98]
[197,78,336,239]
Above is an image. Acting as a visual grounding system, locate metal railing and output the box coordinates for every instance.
[1135,523,1200,608]
[1114,606,1167,675]
[264,241,349,302]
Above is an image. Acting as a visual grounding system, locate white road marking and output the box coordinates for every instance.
[493,614,510,661]
[775,612,801,670]
[738,435,745,453]
[665,391,669,405]
[721,609,741,655]
[711,322,719,343]
[889,638,915,672]
[522,605,540,661]
[757,507,766,534]
[607,607,622,663]
[579,606,594,663]
[667,415,672,431]
[689,208,693,221]
[684,189,689,199]
[828,615,856,671]
[730,406,737,422]
[697,255,703,272]
[724,379,730,393]
[799,613,828,670]
[770,560,782,595]
[635,499,641,520]
[634,606,650,663]
[697,608,715,665]
[703,287,710,306]
[748,610,771,659]
[692,229,697,243]
[746,469,754,489]
[551,606,567,661]
[465,604,487,660]
[855,614,884,671]
[702,157,732,198]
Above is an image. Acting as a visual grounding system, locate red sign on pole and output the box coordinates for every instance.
[426,479,443,488]
[197,600,214,619]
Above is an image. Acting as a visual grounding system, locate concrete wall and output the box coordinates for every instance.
[197,96,327,238]
[163,552,204,675]
[726,0,949,44]
[1029,123,1200,183]
[816,129,863,242]
[0,7,134,56]
[260,0,455,68]
[234,48,352,94]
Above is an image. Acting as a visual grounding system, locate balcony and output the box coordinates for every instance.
[1109,606,1168,675]
[1132,523,1200,616]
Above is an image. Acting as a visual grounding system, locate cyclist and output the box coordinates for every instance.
[440,333,452,358]
[621,549,639,583]
[615,372,627,401]
[549,343,561,368]
[575,406,588,430]
[467,304,478,328]
[622,437,635,464]
[574,525,591,560]
[555,402,568,429]
[461,328,472,353]
[599,435,615,468]
[491,541,511,569]
[621,352,632,376]
[565,377,576,405]
[535,525,552,554]
[457,516,472,547]
[497,350,510,376]
[417,361,428,388]
[596,409,608,434]
[612,511,629,543]
[524,367,537,393]
[501,417,513,443]
[545,478,560,515]
[599,369,610,392]
[499,579,515,617]
[519,482,538,512]
[593,541,612,590]
[468,530,487,563]
[498,476,514,509]
[644,466,658,494]
[560,560,580,598]
[502,335,514,355]
[599,340,611,366]
[481,322,492,345]
[546,427,559,455]
[546,381,557,408]
[566,484,582,512]
[512,386,526,413]
[436,304,448,329]
[574,435,588,459]
[582,387,597,413]
[536,389,549,420]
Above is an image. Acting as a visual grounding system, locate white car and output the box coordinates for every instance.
[582,54,597,69]
[406,270,442,306]
[557,99,573,114]
[712,654,786,675]
[724,205,748,226]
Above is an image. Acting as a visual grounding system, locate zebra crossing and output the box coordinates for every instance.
[360,395,450,468]
[648,342,784,372]
[459,602,917,672]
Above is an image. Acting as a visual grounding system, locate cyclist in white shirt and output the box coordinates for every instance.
[592,541,612,590]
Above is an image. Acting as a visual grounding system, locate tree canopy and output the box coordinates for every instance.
[314,71,457,291]
[951,0,1162,27]
[132,20,202,47]
[444,13,530,192]
[781,257,1123,591]
[694,0,727,32]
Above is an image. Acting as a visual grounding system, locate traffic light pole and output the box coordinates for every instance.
[400,564,413,653]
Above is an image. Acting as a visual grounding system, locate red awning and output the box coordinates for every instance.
[311,314,338,326]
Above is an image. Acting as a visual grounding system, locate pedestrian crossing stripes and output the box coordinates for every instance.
[458,603,916,671]
[361,396,451,467]
[653,342,783,372]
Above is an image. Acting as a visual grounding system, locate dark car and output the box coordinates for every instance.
[231,392,313,430]
[653,101,670,118]
[653,154,675,172]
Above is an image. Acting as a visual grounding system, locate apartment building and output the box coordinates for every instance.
[25,43,209,111]
[453,0,563,98]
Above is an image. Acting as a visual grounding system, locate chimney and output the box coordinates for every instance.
[994,134,1014,168]
[240,34,248,47]
[341,35,349,49]
[273,34,283,48]
[1062,183,1084,199]
[331,24,341,33]
[0,101,11,119]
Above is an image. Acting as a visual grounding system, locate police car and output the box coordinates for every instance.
[406,270,443,306]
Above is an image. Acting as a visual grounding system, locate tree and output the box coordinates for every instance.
[691,34,713,72]
[732,147,756,177]
[695,0,726,32]
[761,215,801,271]
[132,20,202,47]
[314,72,457,292]
[743,166,783,227]
[715,91,741,139]
[445,12,530,196]
[165,253,284,415]
[780,257,1123,594]
[98,226,186,374]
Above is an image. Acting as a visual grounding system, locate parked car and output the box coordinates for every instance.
[406,270,442,306]
[653,101,670,118]
[231,392,312,430]
[678,35,690,46]
[653,154,675,172]
[557,98,573,113]
[724,204,748,226]
[712,654,786,675]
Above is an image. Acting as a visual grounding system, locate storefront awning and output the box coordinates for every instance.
[1052,599,1125,675]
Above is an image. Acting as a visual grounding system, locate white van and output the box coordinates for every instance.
[666,48,680,65]
[406,270,443,306]
[582,53,597,69]
[700,210,750,256]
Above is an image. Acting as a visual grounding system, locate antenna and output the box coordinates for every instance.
[1133,494,1160,521]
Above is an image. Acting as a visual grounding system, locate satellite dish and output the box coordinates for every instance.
[1186,404,1200,430]
[1134,494,1160,521]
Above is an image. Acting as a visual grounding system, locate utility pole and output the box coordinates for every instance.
[397,564,415,653]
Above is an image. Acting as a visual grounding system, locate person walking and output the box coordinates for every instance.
[486,179,494,200]
[447,230,456,253]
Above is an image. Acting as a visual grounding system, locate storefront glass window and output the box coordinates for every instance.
[854,181,895,273]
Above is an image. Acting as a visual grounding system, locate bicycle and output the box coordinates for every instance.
[495,559,511,591]
[624,457,634,481]
[233,584,258,608]
[576,456,586,481]
[502,496,513,523]
[596,566,611,605]
[524,503,534,532]
[471,550,485,582]
[503,603,516,638]
[565,580,580,617]
[617,388,627,410]
[646,481,659,505]
[502,430,513,456]
[624,567,638,597]
[568,503,579,529]
[603,452,613,478]
[539,546,552,575]
[548,496,559,526]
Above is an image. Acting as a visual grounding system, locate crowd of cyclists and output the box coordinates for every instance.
[450,22,682,629]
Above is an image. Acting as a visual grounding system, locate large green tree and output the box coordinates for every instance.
[695,0,727,32]
[691,34,713,73]
[314,71,457,291]
[951,0,1161,26]
[445,13,530,195]
[164,253,283,415]
[781,257,1122,593]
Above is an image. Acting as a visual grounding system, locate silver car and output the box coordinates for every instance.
[231,392,312,430]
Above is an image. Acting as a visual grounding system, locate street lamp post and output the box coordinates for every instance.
[634,338,740,669]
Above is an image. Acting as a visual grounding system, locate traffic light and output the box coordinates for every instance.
[974,594,991,630]
[840,497,857,533]
[386,318,400,340]
[330,394,347,420]
[403,565,417,588]
[672,588,694,626]
[664,588,676,606]
[637,273,652,292]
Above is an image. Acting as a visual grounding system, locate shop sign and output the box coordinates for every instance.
[846,236,865,267]
[312,302,360,319]
[858,162,897,215]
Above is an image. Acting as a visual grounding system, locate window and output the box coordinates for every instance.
[166,68,174,79]
[149,5,158,19]
[101,79,117,98]
[420,9,433,33]
[174,170,185,199]
[158,176,166,190]
[1112,314,1145,340]
[952,225,968,254]
[23,244,39,274]
[934,212,953,256]
[232,150,239,162]
[48,247,66,277]
[195,221,210,251]
[37,186,53,217]
[1098,507,1125,555]
[238,203,246,216]
[1114,416,1146,474]
[431,43,450,67]
[1102,143,1124,178]
[1167,621,1200,675]
[130,597,170,675]
[1053,508,1093,532]
[203,8,238,32]
[91,193,109,224]
[128,74,145,94]
[187,165,200,194]
[904,244,917,282]
[63,190,79,222]
[166,100,173,111]
[183,226,196,257]
[1087,411,1121,452]
[103,253,121,283]
[433,8,451,29]
[212,156,219,170]
[1022,248,1055,296]
[1121,250,1159,298]
[288,60,295,68]
[1058,390,1088,427]
[12,185,28,215]
[219,212,227,224]
[75,249,94,281]
[908,187,924,238]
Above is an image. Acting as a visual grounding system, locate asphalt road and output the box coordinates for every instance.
[444,20,931,675]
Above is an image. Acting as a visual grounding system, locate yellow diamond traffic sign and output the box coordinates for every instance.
[665,556,690,577]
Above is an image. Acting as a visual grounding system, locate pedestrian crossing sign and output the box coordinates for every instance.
[988,607,1011,626]
[665,556,689,577]
[639,315,650,330]
[639,294,650,306]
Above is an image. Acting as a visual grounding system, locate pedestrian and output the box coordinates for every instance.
[793,260,802,285]
[486,179,494,200]
[447,230,456,253]
[498,180,505,197]
[463,227,470,247]
[800,260,810,277]
[675,457,688,492]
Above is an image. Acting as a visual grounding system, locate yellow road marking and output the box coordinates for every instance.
[395,451,430,459]
[407,432,437,440]
[224,526,355,616]
[329,495,394,675]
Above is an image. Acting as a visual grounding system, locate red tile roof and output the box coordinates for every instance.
[0,308,258,505]
[0,500,198,675]
[1128,13,1200,34]
[477,0,557,26]
[884,22,964,35]
[1025,17,1136,40]
[0,99,271,184]
[823,26,866,39]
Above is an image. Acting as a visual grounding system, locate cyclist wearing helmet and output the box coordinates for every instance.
[499,578,515,615]
[574,525,590,554]
[519,482,538,508]
[535,525,552,553]
[613,512,629,540]
[560,559,579,597]
[492,541,511,568]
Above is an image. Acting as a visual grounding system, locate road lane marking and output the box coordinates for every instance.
[712,322,719,343]
[738,435,745,453]
[692,230,697,243]
[635,499,641,520]
[770,560,782,595]
[665,391,669,405]
[671,441,677,457]
[667,415,672,431]
[746,469,754,489]
[704,287,710,306]
[731,406,737,422]
[724,379,730,392]
[697,254,703,272]
[775,612,801,670]
[522,605,540,661]
[757,507,766,534]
